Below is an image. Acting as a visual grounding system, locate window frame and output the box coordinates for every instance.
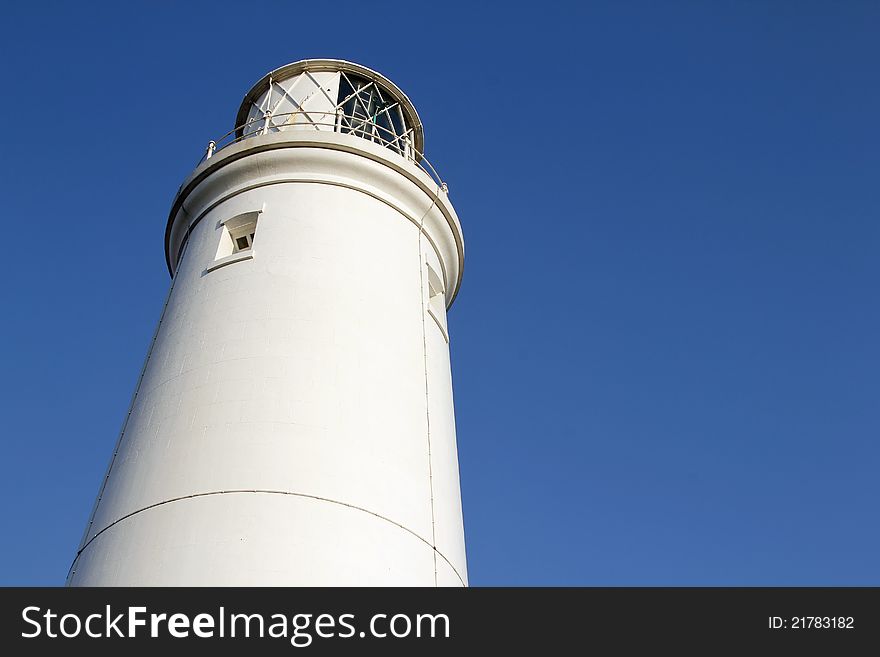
[205,207,263,273]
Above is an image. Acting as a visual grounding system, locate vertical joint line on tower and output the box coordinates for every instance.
[417,183,443,586]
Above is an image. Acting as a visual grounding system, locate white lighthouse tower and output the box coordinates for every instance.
[67,59,467,586]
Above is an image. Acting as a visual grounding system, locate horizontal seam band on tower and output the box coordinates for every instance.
[73,489,466,587]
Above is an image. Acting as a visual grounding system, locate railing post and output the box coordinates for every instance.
[205,140,216,160]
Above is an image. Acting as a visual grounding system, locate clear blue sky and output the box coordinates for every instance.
[1,1,878,586]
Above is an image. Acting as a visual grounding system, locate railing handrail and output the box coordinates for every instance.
[198,110,446,192]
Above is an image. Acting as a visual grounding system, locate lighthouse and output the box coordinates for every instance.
[67,59,467,586]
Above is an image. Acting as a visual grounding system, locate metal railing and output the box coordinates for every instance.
[198,110,447,191]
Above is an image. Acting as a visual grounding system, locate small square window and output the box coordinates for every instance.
[229,219,257,254]
[426,262,448,342]
[208,209,262,272]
